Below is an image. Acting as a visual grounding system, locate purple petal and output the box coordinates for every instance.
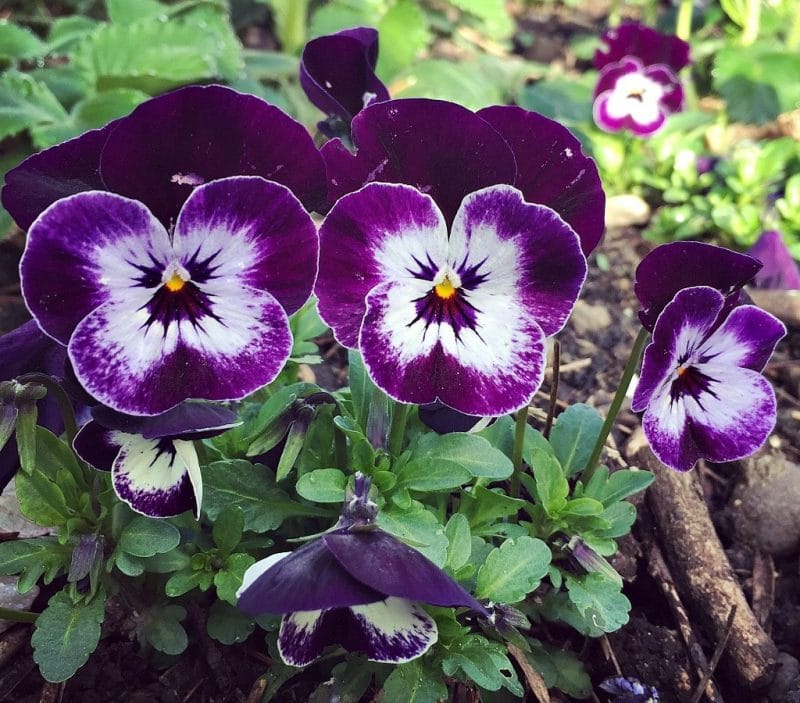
[321,98,517,221]
[68,284,292,415]
[99,85,326,225]
[594,22,691,73]
[112,436,199,517]
[418,402,490,434]
[1,122,115,232]
[173,177,318,315]
[278,598,437,667]
[300,28,389,123]
[72,420,123,471]
[316,182,449,348]
[236,540,384,616]
[477,105,605,255]
[91,401,240,441]
[324,530,488,614]
[20,191,172,345]
[748,230,800,290]
[635,242,762,331]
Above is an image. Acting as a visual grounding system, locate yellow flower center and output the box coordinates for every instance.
[165,272,187,292]
[676,365,687,377]
[434,277,457,299]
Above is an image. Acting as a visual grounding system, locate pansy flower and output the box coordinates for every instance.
[635,242,762,331]
[592,23,690,137]
[20,175,318,416]
[300,27,390,139]
[599,676,660,703]
[2,84,327,230]
[73,402,239,518]
[632,286,785,472]
[237,474,487,666]
[747,230,800,290]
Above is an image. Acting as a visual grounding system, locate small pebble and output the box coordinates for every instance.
[604,194,651,229]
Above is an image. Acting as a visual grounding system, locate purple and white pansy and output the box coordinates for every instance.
[73,402,239,518]
[20,176,318,416]
[237,475,487,666]
[593,58,684,137]
[594,22,691,75]
[632,286,785,472]
[315,182,587,416]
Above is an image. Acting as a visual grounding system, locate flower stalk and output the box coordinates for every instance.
[16,372,78,445]
[509,403,529,499]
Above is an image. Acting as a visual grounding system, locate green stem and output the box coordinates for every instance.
[509,404,529,499]
[16,373,78,445]
[387,403,411,457]
[583,327,650,484]
[543,341,561,440]
[675,0,693,41]
[787,8,800,51]
[0,606,38,623]
[741,0,761,45]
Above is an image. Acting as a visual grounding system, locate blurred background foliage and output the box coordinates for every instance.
[1,0,799,253]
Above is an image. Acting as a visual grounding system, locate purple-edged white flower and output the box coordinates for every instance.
[300,27,390,138]
[632,286,785,472]
[594,22,691,74]
[593,57,683,137]
[21,176,318,415]
[315,182,587,416]
[73,402,239,518]
[635,242,762,331]
[748,230,800,290]
[237,475,487,666]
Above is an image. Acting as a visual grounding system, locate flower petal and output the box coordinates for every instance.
[68,283,292,415]
[635,242,761,331]
[748,230,800,290]
[300,28,389,123]
[99,85,326,224]
[173,177,318,315]
[323,530,488,614]
[72,420,124,471]
[321,98,517,220]
[20,191,172,344]
[594,22,691,73]
[278,598,437,667]
[112,435,198,517]
[236,539,384,616]
[316,182,449,348]
[477,105,605,255]
[92,401,240,440]
[641,387,701,472]
[1,122,115,231]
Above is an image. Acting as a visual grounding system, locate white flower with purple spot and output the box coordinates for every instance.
[315,182,587,416]
[632,286,785,472]
[21,176,318,416]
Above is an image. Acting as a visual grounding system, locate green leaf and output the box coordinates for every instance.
[528,449,568,516]
[296,468,347,503]
[549,404,603,477]
[118,516,180,557]
[526,644,591,699]
[401,433,513,491]
[15,404,38,475]
[561,497,604,516]
[165,568,213,597]
[243,50,299,79]
[0,537,72,593]
[308,0,385,39]
[36,426,86,488]
[204,460,331,533]
[519,77,594,124]
[475,535,550,603]
[442,635,523,695]
[214,552,255,605]
[382,659,447,703]
[32,590,106,683]
[448,0,514,38]
[478,415,553,460]
[458,485,526,529]
[600,469,654,506]
[0,71,68,142]
[347,350,373,433]
[392,58,505,110]
[15,466,71,527]
[140,549,191,574]
[212,506,244,553]
[376,0,431,80]
[48,16,100,53]
[444,513,472,572]
[565,573,631,634]
[137,604,188,655]
[114,550,144,576]
[376,502,448,566]
[106,0,166,24]
[206,600,254,644]
[0,22,47,60]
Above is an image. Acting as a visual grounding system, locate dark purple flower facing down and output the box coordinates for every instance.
[300,27,390,135]
[632,286,784,472]
[593,58,684,137]
[2,85,327,230]
[0,321,68,490]
[635,242,762,331]
[747,230,800,290]
[594,22,690,73]
[315,183,587,416]
[600,675,660,702]
[21,176,318,415]
[322,98,605,255]
[73,402,239,518]
[237,475,486,666]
